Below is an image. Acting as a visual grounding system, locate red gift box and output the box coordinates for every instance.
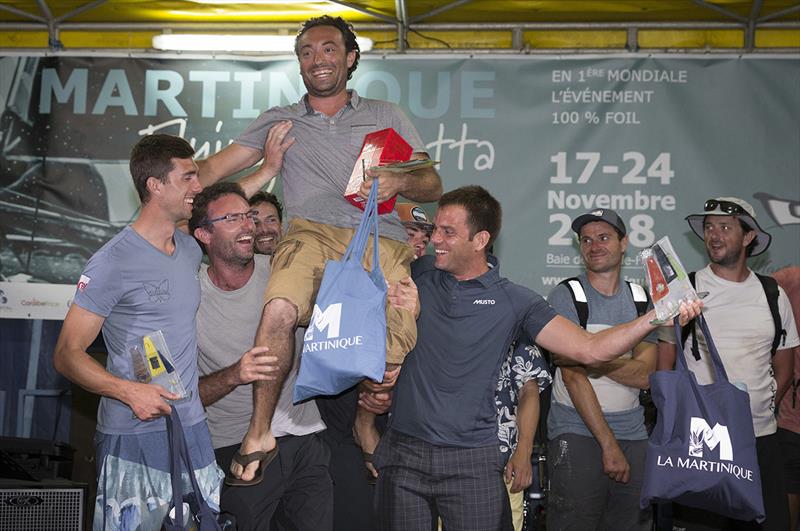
[344,128,412,214]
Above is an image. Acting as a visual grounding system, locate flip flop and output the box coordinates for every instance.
[224,447,279,487]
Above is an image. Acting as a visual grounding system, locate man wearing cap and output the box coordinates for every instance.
[397,202,433,259]
[546,209,657,531]
[659,197,799,530]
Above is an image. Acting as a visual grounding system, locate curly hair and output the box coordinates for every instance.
[188,181,247,236]
[295,15,360,79]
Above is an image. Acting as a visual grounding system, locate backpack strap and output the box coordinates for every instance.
[755,273,786,356]
[680,271,786,360]
[626,281,650,317]
[559,277,589,329]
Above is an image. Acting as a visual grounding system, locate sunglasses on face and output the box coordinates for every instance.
[704,199,747,216]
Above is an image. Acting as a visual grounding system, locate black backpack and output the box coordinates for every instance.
[558,277,650,329]
[680,271,787,360]
[537,277,653,439]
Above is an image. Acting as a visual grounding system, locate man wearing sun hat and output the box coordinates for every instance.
[659,197,799,530]
[396,202,434,259]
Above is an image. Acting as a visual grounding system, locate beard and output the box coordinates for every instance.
[706,241,744,267]
[210,233,254,268]
[254,229,280,255]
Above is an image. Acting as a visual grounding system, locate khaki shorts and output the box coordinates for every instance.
[265,217,417,365]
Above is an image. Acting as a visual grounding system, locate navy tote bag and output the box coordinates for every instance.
[162,410,223,531]
[293,181,387,403]
[640,314,765,523]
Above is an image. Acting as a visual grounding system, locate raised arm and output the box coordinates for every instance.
[197,143,262,188]
[198,120,295,198]
[536,301,702,366]
[54,304,178,421]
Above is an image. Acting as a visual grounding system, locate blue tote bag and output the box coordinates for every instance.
[640,314,764,522]
[293,182,387,403]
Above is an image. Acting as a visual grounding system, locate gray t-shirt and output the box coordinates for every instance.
[235,90,425,242]
[72,226,206,434]
[547,274,656,440]
[196,254,325,449]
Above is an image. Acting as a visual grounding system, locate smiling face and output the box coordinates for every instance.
[199,193,256,267]
[154,157,202,222]
[404,225,430,259]
[578,220,627,275]
[296,25,356,99]
[430,204,489,280]
[703,215,754,267]
[252,200,282,255]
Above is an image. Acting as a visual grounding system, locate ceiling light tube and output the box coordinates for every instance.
[153,33,373,52]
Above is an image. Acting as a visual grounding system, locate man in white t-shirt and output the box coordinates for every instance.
[658,197,799,531]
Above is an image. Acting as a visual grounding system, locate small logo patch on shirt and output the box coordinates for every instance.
[143,279,170,303]
[77,275,91,292]
[473,299,495,305]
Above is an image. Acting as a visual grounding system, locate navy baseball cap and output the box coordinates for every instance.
[571,209,626,237]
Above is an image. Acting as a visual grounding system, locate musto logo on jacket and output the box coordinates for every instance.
[303,303,364,352]
[655,417,754,481]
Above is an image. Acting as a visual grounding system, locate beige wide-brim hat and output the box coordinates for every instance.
[685,196,772,256]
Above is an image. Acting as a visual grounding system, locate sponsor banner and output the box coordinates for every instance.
[1,54,798,319]
[0,282,74,320]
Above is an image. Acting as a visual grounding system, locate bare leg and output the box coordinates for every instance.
[230,298,297,482]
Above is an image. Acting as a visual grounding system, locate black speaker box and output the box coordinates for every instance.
[0,479,86,531]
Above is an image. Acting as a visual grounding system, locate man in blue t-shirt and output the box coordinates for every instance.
[373,186,702,531]
[546,209,656,531]
[54,135,224,530]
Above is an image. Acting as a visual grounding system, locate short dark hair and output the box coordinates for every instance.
[249,191,284,223]
[188,181,247,238]
[438,185,502,249]
[738,219,757,257]
[129,134,195,204]
[295,16,360,80]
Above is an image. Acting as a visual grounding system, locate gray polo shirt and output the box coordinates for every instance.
[390,255,558,447]
[235,90,425,242]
